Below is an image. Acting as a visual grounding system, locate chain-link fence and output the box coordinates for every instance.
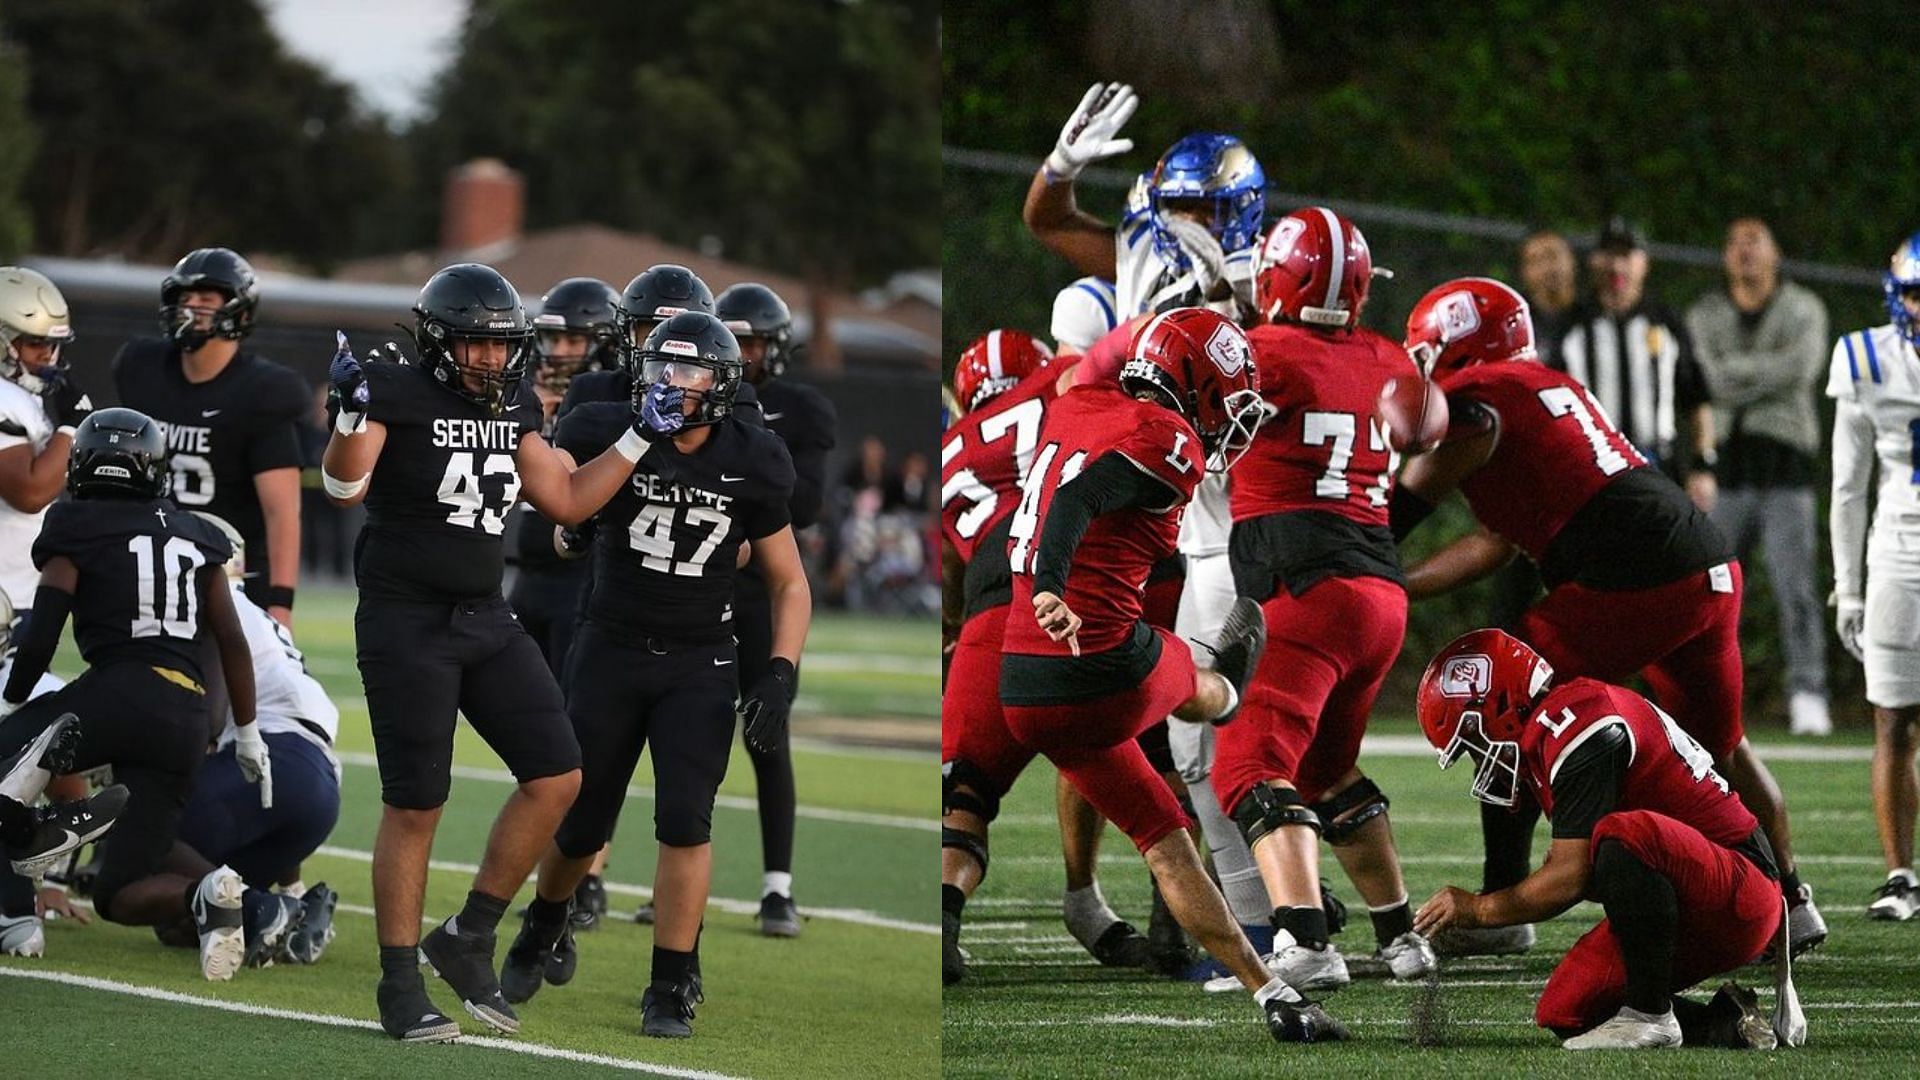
[946,145,1891,724]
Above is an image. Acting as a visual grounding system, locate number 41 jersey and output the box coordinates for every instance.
[555,403,795,645]
[353,361,542,602]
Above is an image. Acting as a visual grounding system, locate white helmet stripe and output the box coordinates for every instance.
[1133,311,1177,361]
[1318,207,1345,311]
[986,329,1004,380]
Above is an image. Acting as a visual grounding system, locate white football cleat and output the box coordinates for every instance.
[1201,930,1350,994]
[1867,871,1918,921]
[1,912,45,957]
[1379,931,1438,980]
[1786,884,1827,956]
[193,865,246,981]
[1562,1006,1682,1050]
[1787,691,1831,736]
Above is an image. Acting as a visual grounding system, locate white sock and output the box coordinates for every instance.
[280,880,307,899]
[1210,680,1239,722]
[1185,776,1267,925]
[1063,881,1124,949]
[1891,867,1917,888]
[762,871,793,899]
[1253,976,1300,1007]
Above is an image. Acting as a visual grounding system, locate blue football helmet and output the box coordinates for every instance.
[1886,230,1920,346]
[1147,133,1266,270]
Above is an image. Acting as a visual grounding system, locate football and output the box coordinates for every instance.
[1376,372,1450,454]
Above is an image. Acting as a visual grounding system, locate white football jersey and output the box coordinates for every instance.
[1114,206,1256,322]
[213,582,341,780]
[1051,277,1118,354]
[0,379,56,608]
[1178,471,1232,556]
[1828,324,1920,590]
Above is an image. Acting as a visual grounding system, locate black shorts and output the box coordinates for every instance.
[507,565,590,679]
[554,622,738,853]
[0,662,208,919]
[355,595,581,810]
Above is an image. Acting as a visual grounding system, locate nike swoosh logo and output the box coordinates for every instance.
[763,411,786,420]
[720,474,746,482]
[713,658,733,666]
[201,408,222,417]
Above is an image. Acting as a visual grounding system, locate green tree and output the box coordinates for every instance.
[0,23,35,258]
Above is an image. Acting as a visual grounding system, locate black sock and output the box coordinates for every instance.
[1591,840,1676,1015]
[457,889,508,937]
[651,945,695,987]
[1669,993,1720,1044]
[1275,905,1329,949]
[1481,797,1540,892]
[379,944,420,982]
[0,796,31,847]
[527,894,570,928]
[942,884,967,918]
[1370,902,1413,949]
[1781,867,1803,902]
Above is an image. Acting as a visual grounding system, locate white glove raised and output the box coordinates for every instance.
[1046,82,1138,181]
[234,723,274,809]
[1835,595,1865,663]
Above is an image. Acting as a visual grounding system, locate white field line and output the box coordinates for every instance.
[0,967,748,1079]
[309,844,937,937]
[331,752,934,833]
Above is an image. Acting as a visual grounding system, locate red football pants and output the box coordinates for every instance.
[942,606,1034,806]
[1213,576,1407,814]
[1535,808,1782,1033]
[1520,561,1745,758]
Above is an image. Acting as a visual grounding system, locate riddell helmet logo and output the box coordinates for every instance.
[1440,654,1491,697]
[1204,323,1249,376]
[1437,292,1481,342]
[660,339,699,357]
[652,306,687,318]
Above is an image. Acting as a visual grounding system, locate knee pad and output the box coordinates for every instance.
[942,759,1001,824]
[1311,777,1390,846]
[943,826,989,880]
[1231,784,1320,849]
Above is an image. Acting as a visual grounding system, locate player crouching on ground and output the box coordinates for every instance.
[0,408,277,979]
[970,307,1345,1042]
[1412,629,1805,1050]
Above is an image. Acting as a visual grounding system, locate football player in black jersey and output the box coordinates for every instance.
[715,282,836,936]
[112,248,307,627]
[499,311,812,1039]
[557,263,733,416]
[321,263,675,1043]
[0,408,290,980]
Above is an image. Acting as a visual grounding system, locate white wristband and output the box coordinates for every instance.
[614,428,652,463]
[55,425,76,438]
[334,409,368,436]
[321,469,368,499]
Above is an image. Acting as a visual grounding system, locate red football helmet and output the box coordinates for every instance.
[951,329,1054,414]
[1415,628,1556,807]
[1122,307,1265,468]
[1253,207,1375,329]
[1404,277,1536,378]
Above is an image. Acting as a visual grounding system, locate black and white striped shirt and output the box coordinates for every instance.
[1551,298,1710,471]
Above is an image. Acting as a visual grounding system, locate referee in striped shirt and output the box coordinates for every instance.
[1551,217,1719,511]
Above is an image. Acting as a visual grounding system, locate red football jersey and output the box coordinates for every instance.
[941,365,1063,562]
[1443,361,1650,561]
[1230,323,1417,525]
[1003,384,1205,657]
[1521,677,1758,849]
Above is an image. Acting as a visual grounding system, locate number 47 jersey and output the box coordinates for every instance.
[555,403,795,645]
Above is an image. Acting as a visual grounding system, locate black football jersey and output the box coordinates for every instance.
[750,377,834,528]
[33,496,232,674]
[553,403,794,643]
[353,361,543,601]
[110,338,307,588]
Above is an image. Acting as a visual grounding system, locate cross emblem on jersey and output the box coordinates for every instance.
[153,506,168,527]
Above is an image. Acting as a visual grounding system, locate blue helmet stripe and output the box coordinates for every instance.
[1863,331,1883,383]
[1843,333,1860,382]
[1076,281,1117,330]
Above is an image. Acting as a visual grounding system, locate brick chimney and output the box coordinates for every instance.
[440,158,525,254]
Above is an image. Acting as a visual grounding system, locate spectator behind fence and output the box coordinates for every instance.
[1686,217,1833,736]
[1553,217,1717,510]
[1518,228,1579,370]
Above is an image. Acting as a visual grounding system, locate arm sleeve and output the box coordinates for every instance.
[1030,450,1182,598]
[747,442,797,539]
[1830,397,1876,600]
[2,586,71,705]
[1672,320,1711,411]
[1547,722,1631,839]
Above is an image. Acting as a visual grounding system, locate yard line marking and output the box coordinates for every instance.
[0,967,749,1079]
[332,751,934,833]
[310,844,938,936]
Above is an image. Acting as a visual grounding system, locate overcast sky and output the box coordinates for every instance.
[261,0,467,122]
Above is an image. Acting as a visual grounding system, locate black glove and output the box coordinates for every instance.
[741,657,796,754]
[40,371,93,429]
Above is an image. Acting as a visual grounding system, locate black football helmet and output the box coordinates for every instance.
[715,282,796,383]
[68,407,169,500]
[160,248,259,348]
[412,263,534,416]
[632,311,743,428]
[533,277,620,391]
[615,265,714,373]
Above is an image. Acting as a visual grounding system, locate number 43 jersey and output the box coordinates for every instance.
[353,361,544,602]
[32,496,233,673]
[555,403,795,645]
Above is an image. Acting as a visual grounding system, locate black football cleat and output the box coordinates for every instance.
[640,978,702,1038]
[0,713,83,798]
[1087,918,1154,968]
[282,883,337,964]
[377,975,461,1043]
[758,892,802,938]
[243,891,306,968]
[1265,997,1351,1043]
[943,909,968,985]
[571,875,606,931]
[7,783,128,880]
[633,902,656,925]
[500,911,564,1005]
[544,918,579,986]
[1147,878,1197,976]
[420,918,519,1034]
[1205,598,1267,725]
